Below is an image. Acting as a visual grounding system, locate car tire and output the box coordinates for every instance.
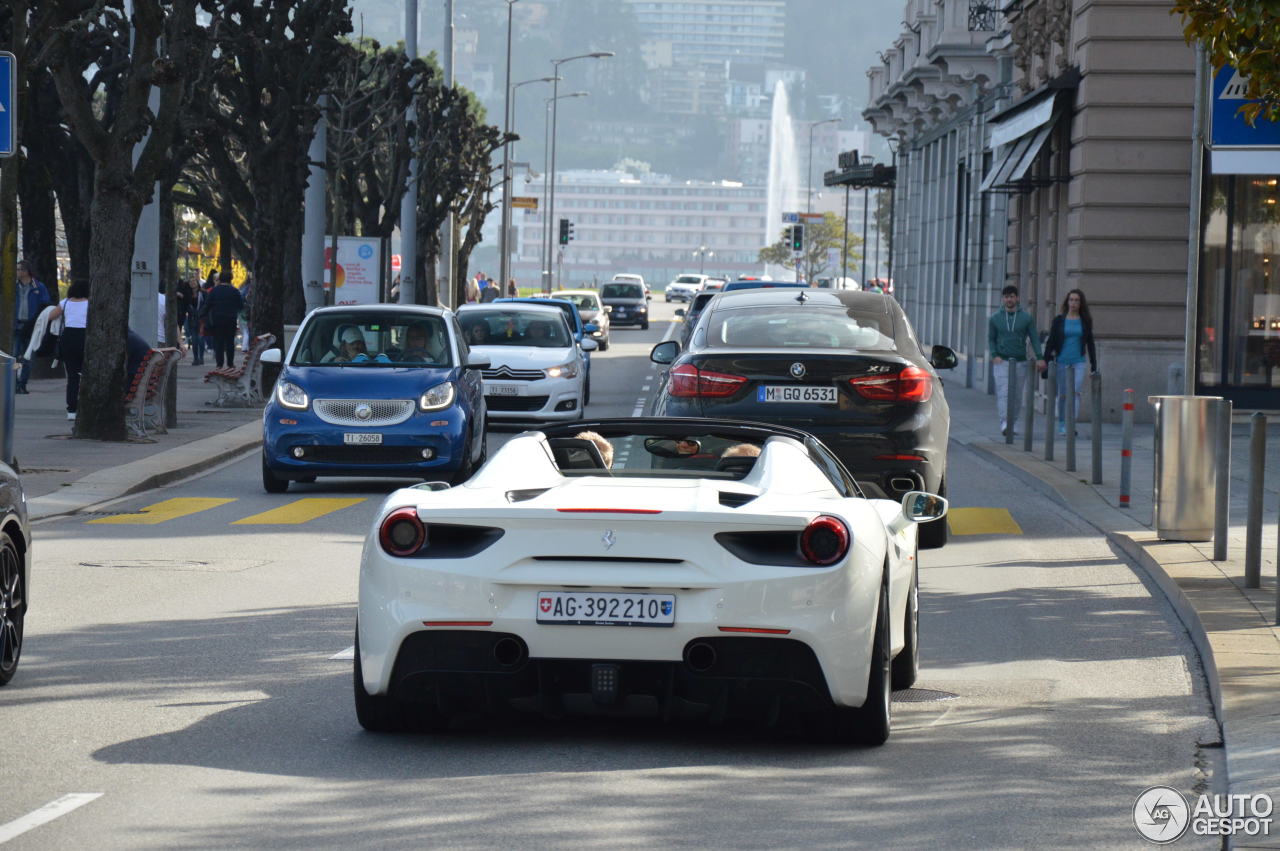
[665,296,671,302]
[262,454,289,494]
[891,559,919,690]
[353,632,447,733]
[452,425,487,485]
[584,377,591,407]
[822,570,891,746]
[0,530,25,686]
[598,337,609,352]
[918,477,947,549]
[641,319,650,330]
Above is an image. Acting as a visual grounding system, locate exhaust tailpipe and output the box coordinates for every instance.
[493,636,527,668]
[684,641,717,673]
[889,476,917,493]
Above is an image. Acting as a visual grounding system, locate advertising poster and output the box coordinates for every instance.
[324,236,382,305]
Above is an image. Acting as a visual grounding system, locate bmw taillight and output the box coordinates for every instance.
[848,365,933,403]
[669,363,747,398]
[799,515,850,566]
[379,507,426,556]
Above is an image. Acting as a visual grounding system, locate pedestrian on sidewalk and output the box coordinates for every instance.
[1043,288,1098,436]
[195,277,215,363]
[13,259,52,394]
[45,279,89,421]
[203,271,243,368]
[988,284,1045,437]
[506,278,518,297]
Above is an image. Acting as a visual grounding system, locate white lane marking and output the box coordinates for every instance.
[330,646,355,660]
[0,794,104,844]
[660,319,678,343]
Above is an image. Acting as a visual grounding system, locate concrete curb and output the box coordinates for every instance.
[966,439,1280,820]
[27,421,262,521]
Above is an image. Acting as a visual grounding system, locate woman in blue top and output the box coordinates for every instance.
[1044,289,1098,435]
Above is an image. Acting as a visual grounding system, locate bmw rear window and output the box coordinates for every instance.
[705,307,896,351]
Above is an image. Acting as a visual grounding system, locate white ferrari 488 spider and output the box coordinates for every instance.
[355,418,946,745]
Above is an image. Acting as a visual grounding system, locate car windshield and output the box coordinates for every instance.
[545,428,766,480]
[674,276,703,284]
[290,312,451,367]
[706,306,896,350]
[553,293,597,310]
[459,309,571,348]
[601,283,643,300]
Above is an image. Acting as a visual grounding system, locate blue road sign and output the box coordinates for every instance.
[0,52,12,158]
[1210,65,1280,149]
[781,212,800,223]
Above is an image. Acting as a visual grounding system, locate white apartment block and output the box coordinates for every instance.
[624,0,787,66]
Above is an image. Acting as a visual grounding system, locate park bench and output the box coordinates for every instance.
[124,350,167,439]
[144,348,183,434]
[203,334,276,407]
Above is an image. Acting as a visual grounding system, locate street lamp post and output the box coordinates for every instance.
[545,51,614,292]
[501,76,557,293]
[540,91,588,292]
[694,246,713,274]
[805,117,840,283]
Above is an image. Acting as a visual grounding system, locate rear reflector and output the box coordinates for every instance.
[557,508,663,514]
[718,626,791,635]
[669,363,747,398]
[422,620,493,627]
[875,453,925,461]
[848,365,933,402]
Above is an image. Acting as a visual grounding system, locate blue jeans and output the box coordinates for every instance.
[1055,361,1086,423]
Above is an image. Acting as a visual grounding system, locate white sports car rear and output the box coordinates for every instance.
[355,418,946,745]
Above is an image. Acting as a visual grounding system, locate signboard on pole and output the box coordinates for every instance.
[0,52,13,158]
[511,196,539,210]
[325,236,382,305]
[781,212,800,223]
[1209,65,1280,173]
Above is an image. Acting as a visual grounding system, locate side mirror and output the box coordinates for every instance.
[650,340,680,364]
[604,305,613,313]
[674,308,686,318]
[580,338,598,352]
[583,323,599,334]
[930,345,958,370]
[901,491,948,522]
[464,352,491,370]
[260,348,282,364]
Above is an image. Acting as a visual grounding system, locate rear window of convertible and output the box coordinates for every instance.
[705,306,896,351]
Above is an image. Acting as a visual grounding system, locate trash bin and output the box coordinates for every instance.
[1148,395,1229,541]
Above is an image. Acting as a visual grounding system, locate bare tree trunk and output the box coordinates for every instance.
[51,139,94,282]
[218,233,232,271]
[283,212,305,323]
[0,160,18,353]
[159,183,178,428]
[19,158,59,291]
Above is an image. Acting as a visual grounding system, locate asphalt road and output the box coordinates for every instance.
[2,301,1221,849]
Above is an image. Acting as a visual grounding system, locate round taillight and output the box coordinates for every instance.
[800,515,850,566]
[379,507,425,557]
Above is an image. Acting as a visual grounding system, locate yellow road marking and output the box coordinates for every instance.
[947,507,1023,536]
[88,497,236,525]
[231,497,367,525]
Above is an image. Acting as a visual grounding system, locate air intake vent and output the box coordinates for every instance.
[718,491,757,508]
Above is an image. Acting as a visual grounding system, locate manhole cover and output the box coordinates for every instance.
[892,688,960,703]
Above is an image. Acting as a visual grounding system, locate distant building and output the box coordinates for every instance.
[624,0,787,66]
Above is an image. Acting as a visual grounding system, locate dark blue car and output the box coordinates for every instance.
[260,305,489,492]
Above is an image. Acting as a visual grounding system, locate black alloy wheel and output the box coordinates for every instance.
[0,531,25,686]
[822,569,892,746]
[262,453,289,494]
[891,559,919,690]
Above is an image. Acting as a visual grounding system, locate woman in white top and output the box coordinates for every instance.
[46,279,89,422]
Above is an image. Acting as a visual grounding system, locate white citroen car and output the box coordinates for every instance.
[354,417,947,745]
[456,304,596,421]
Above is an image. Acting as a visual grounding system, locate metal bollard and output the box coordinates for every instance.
[1066,363,1078,472]
[1245,412,1266,588]
[1005,361,1017,445]
[1044,362,1057,462]
[1119,389,1134,508]
[0,353,14,468]
[1091,372,1103,485]
[1023,360,1036,452]
[1213,400,1232,562]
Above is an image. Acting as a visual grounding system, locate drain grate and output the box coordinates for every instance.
[21,467,72,474]
[892,688,960,703]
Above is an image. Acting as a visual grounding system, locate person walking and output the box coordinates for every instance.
[465,274,481,304]
[13,259,52,394]
[988,284,1045,437]
[203,270,243,368]
[45,279,89,421]
[1043,288,1098,436]
[506,278,518,297]
[187,279,207,364]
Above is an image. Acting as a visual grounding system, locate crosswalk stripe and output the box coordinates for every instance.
[231,497,367,525]
[87,497,236,525]
[947,507,1023,536]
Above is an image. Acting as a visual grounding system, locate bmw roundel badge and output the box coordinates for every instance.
[790,362,806,379]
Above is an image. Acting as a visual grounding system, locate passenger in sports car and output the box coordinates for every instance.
[574,430,614,467]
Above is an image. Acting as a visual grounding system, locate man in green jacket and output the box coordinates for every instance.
[988,285,1045,436]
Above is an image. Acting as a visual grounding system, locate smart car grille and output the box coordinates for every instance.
[482,366,544,381]
[305,446,427,464]
[313,399,415,427]
[486,395,548,412]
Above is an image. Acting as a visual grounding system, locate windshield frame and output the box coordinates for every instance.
[289,311,455,368]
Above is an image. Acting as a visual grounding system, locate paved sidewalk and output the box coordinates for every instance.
[944,376,1280,831]
[11,356,263,520]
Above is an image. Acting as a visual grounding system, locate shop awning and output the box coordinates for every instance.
[981,91,1068,193]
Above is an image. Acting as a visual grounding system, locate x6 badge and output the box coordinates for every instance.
[790,362,806,379]
[602,529,616,550]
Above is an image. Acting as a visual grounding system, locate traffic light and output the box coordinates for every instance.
[782,225,793,247]
[567,221,575,242]
[791,223,805,252]
[558,218,570,245]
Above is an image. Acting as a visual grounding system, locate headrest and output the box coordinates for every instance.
[548,437,607,471]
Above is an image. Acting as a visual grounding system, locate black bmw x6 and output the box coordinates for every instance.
[649,289,956,547]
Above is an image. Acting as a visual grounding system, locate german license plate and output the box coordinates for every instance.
[343,433,382,445]
[536,591,676,627]
[757,385,837,404]
[485,383,524,397]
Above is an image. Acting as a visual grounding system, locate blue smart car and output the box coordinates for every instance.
[260,305,489,492]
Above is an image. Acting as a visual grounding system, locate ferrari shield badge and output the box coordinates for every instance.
[602,529,617,550]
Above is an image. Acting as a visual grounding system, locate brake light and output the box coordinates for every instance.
[848,365,933,402]
[799,515,850,566]
[379,507,426,557]
[669,363,747,398]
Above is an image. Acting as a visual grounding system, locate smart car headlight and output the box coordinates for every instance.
[275,381,309,411]
[419,381,456,411]
[544,361,579,379]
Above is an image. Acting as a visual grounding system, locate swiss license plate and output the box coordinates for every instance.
[343,433,382,445]
[757,384,838,404]
[536,591,676,627]
[485,383,524,397]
